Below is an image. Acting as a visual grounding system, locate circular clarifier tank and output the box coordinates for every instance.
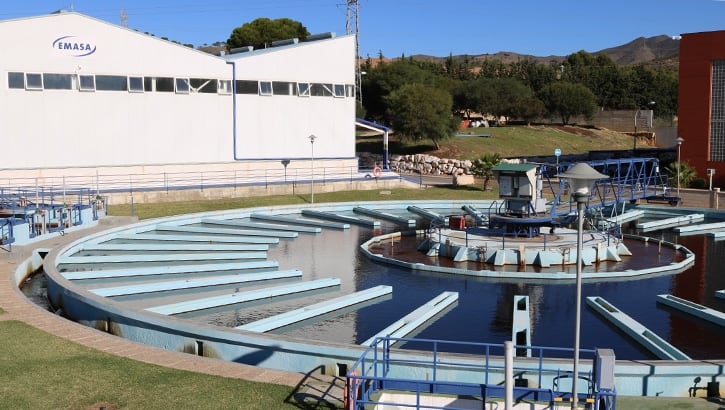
[41,201,725,365]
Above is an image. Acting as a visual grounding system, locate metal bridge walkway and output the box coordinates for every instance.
[542,157,676,218]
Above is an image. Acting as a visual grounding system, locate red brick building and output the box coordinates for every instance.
[678,30,725,189]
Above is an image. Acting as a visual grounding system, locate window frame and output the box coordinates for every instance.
[128,76,144,93]
[333,84,346,98]
[7,72,24,89]
[258,81,273,96]
[78,74,96,92]
[25,73,43,90]
[217,79,232,95]
[297,82,310,97]
[175,78,190,94]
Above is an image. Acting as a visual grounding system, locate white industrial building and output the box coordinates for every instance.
[0,11,358,192]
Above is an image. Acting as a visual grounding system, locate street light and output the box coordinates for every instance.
[309,134,317,204]
[676,136,684,197]
[557,163,609,409]
[633,101,655,152]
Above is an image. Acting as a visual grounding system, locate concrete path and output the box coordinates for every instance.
[0,216,343,406]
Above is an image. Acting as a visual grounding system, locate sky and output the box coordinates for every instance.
[2,0,724,58]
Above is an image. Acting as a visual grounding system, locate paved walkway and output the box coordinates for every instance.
[0,216,343,406]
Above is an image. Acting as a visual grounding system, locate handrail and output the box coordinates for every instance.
[0,165,374,195]
[346,336,606,410]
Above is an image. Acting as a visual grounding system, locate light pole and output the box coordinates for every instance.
[676,136,684,197]
[309,134,317,204]
[633,101,655,152]
[557,163,609,409]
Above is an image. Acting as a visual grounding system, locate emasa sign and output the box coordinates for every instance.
[52,35,97,57]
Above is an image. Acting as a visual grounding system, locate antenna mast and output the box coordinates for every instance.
[346,0,362,103]
[120,7,128,27]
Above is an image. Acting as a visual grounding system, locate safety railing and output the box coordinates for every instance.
[346,336,616,410]
[0,165,395,195]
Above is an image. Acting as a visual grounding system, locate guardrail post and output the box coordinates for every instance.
[505,341,513,410]
[711,188,720,209]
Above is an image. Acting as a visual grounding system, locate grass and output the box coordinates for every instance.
[108,185,499,220]
[0,320,306,410]
[1,324,721,410]
[357,124,634,160]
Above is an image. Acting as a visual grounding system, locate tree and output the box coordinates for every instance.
[538,82,597,125]
[362,60,438,121]
[512,96,546,126]
[665,161,697,189]
[470,153,501,190]
[385,84,458,150]
[227,18,309,50]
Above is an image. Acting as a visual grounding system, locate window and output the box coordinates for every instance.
[235,80,258,94]
[333,84,345,98]
[151,77,174,92]
[175,78,190,94]
[190,78,216,94]
[25,73,42,90]
[259,81,272,96]
[128,76,144,92]
[273,81,296,96]
[8,72,24,89]
[217,79,232,95]
[310,83,333,97]
[711,60,725,162]
[297,82,310,97]
[43,73,73,90]
[96,75,128,91]
[79,75,95,91]
[346,84,355,98]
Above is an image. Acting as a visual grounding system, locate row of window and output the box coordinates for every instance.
[710,60,725,161]
[6,72,355,98]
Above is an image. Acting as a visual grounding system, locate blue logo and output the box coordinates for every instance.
[52,35,97,57]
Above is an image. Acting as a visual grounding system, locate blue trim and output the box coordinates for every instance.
[226,60,239,160]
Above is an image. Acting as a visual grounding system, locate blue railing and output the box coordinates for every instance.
[346,336,616,410]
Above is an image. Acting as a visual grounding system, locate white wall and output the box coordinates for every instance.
[0,12,233,170]
[0,12,358,179]
[230,35,357,160]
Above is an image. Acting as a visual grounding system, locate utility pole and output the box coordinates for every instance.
[346,0,362,104]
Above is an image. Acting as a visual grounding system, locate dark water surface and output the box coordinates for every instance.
[198,216,725,360]
[27,211,725,361]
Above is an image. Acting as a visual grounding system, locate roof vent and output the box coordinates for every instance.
[304,32,336,42]
[230,46,253,54]
[271,38,299,47]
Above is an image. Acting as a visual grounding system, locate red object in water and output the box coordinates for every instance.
[449,216,465,230]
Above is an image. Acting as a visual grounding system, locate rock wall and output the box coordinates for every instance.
[358,152,473,176]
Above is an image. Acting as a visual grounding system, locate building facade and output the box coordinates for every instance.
[678,30,725,189]
[0,11,357,186]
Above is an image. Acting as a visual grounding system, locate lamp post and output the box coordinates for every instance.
[676,136,684,197]
[309,134,317,204]
[633,101,655,152]
[557,163,609,409]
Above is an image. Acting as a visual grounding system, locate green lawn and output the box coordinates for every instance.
[357,124,635,160]
[108,185,499,220]
[1,322,719,410]
[0,320,306,410]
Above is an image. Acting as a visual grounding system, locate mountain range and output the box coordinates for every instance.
[406,35,680,69]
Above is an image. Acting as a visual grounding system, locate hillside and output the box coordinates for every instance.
[357,125,635,161]
[400,35,680,68]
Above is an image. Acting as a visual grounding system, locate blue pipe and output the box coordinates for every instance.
[226,60,240,160]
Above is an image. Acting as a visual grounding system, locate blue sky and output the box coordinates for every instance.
[2,0,723,57]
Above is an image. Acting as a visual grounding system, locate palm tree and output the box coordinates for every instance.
[470,153,501,191]
[664,161,697,190]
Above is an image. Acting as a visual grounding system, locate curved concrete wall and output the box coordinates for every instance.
[37,201,724,397]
